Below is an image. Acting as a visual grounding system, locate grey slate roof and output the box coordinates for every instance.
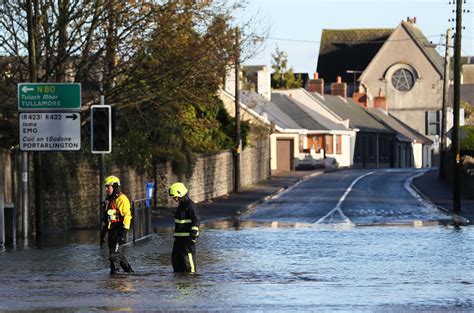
[368,108,433,144]
[270,93,327,130]
[240,91,350,132]
[270,93,350,131]
[317,28,393,83]
[320,94,394,133]
[240,91,301,130]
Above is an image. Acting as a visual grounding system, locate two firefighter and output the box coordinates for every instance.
[101,177,199,274]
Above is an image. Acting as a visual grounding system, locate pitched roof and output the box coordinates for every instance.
[400,21,444,76]
[319,94,394,133]
[271,93,328,130]
[368,108,433,144]
[317,28,393,83]
[240,91,301,130]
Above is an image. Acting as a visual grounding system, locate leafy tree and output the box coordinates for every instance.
[271,47,302,89]
[0,0,261,176]
[461,100,473,124]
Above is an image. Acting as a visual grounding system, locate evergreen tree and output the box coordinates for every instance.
[271,47,302,89]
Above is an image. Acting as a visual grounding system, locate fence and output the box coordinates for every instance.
[131,198,152,243]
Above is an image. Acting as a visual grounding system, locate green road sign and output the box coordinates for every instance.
[18,83,81,110]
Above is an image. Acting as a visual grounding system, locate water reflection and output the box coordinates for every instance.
[0,226,473,311]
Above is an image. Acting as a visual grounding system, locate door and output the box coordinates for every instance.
[276,139,293,171]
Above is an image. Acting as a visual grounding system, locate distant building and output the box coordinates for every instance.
[315,17,452,147]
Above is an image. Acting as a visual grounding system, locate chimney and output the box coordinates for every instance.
[352,92,367,108]
[306,72,324,96]
[331,76,347,98]
[373,88,388,112]
[406,17,417,24]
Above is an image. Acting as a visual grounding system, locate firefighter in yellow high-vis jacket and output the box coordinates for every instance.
[103,175,133,274]
[168,182,200,273]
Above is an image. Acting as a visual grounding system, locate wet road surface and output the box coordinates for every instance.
[0,226,473,311]
[244,169,451,226]
[0,169,471,311]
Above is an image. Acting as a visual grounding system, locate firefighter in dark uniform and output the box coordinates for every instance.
[102,175,134,274]
[168,182,200,273]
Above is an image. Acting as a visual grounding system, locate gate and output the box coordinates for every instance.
[131,198,152,243]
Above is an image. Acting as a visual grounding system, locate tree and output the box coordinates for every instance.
[271,47,302,89]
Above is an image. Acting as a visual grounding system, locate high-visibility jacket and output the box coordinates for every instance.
[106,193,132,230]
[173,195,200,238]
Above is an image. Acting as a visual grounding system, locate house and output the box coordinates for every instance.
[319,92,397,168]
[367,107,433,168]
[269,91,354,169]
[270,89,354,168]
[316,18,451,148]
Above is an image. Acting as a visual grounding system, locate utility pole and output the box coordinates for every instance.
[26,0,39,239]
[234,27,241,193]
[452,0,462,212]
[439,29,451,180]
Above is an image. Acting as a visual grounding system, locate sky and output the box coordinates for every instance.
[238,0,474,75]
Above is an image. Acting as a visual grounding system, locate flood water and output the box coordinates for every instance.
[1,225,473,311]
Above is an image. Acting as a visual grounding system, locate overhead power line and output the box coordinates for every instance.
[266,34,443,44]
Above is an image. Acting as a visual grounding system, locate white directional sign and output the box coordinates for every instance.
[19,112,81,151]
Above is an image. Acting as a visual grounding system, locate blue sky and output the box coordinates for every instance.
[239,0,474,74]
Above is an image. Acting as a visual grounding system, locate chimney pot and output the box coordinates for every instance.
[336,76,342,83]
[378,88,384,97]
[313,72,319,80]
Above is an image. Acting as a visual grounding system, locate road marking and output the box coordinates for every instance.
[403,169,438,211]
[314,171,375,225]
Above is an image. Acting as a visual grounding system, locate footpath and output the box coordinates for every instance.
[411,168,474,225]
[152,168,474,230]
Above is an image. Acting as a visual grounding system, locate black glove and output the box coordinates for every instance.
[118,229,128,245]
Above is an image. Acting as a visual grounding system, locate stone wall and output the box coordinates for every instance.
[0,137,270,234]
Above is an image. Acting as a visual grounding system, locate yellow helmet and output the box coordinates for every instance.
[168,182,188,197]
[104,175,120,186]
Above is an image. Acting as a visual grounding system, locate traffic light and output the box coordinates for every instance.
[90,105,112,153]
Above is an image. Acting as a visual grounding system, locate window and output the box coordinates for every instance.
[336,135,342,154]
[425,111,440,136]
[391,68,415,91]
[325,135,334,154]
[312,135,323,152]
[299,134,304,151]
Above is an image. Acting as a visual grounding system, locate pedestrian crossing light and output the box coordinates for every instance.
[91,105,112,153]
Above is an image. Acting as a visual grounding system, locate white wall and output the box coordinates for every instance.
[270,133,300,170]
[412,142,423,168]
[323,134,352,167]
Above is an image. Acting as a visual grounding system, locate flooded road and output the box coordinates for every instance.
[1,225,473,311]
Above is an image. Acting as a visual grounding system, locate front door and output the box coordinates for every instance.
[276,139,293,171]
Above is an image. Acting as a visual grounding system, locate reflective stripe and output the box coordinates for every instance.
[191,226,199,231]
[175,219,192,224]
[174,232,191,237]
[187,253,195,273]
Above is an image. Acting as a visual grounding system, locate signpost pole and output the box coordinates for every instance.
[99,96,105,223]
